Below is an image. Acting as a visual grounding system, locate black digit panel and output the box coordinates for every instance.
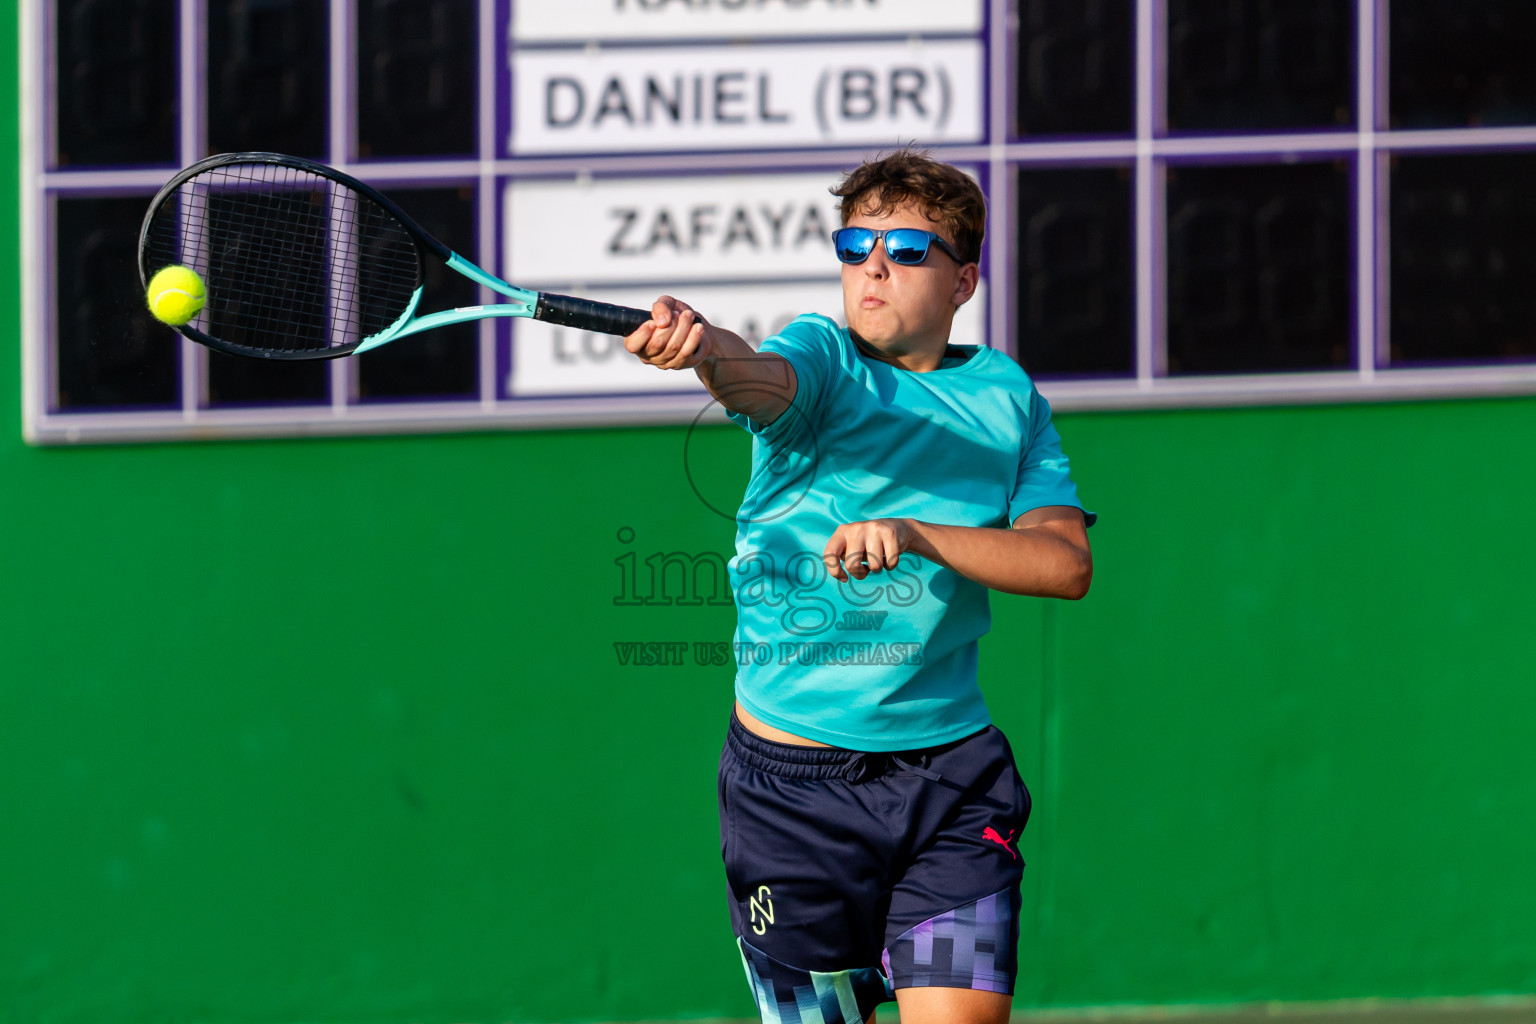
[357,0,477,158]
[55,196,179,409]
[55,0,177,167]
[207,0,328,158]
[1015,0,1133,137]
[1014,165,1134,377]
[1167,0,1353,132]
[206,351,328,405]
[1389,1,1536,130]
[1166,161,1351,375]
[1390,151,1536,366]
[356,186,478,400]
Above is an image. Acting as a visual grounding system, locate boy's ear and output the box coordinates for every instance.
[950,263,981,307]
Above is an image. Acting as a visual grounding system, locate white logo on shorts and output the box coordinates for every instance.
[749,884,775,935]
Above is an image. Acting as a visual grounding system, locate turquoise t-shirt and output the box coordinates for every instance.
[724,313,1098,751]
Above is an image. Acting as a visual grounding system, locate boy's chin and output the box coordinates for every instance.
[846,313,898,346]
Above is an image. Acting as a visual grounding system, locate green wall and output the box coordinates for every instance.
[6,6,1536,1020]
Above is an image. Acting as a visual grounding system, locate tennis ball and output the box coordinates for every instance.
[146,265,207,326]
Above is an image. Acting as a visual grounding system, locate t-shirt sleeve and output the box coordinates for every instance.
[1008,382,1099,528]
[724,314,843,449]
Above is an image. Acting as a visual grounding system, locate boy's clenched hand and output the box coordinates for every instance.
[823,518,919,582]
[624,295,717,371]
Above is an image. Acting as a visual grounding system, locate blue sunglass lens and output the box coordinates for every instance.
[884,229,932,264]
[833,228,876,263]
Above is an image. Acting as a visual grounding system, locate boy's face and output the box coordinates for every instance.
[840,198,980,355]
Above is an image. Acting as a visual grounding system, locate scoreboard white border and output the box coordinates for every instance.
[21,0,1536,446]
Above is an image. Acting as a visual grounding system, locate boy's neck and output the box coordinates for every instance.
[850,330,964,373]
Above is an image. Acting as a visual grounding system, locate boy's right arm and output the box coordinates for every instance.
[623,295,797,428]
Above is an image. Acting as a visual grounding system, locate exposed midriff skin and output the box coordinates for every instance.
[734,700,837,747]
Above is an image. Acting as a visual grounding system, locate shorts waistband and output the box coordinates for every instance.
[726,712,972,783]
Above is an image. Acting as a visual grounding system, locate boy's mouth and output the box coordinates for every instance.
[860,295,887,308]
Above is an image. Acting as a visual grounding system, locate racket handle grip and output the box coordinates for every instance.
[534,292,653,336]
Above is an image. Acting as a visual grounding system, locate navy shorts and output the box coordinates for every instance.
[718,711,1032,1024]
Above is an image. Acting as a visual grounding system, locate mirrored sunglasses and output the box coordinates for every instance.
[830,227,966,266]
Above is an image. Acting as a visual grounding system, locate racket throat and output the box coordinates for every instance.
[354,285,424,354]
[351,279,536,355]
[446,251,539,305]
[390,301,536,343]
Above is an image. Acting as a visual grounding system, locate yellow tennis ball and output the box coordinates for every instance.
[146,265,207,326]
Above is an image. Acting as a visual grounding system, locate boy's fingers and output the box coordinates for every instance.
[624,322,656,353]
[646,315,684,360]
[652,295,677,328]
[665,322,705,370]
[661,310,695,360]
[821,526,895,580]
[659,329,688,370]
[822,538,847,582]
[865,537,886,574]
[678,322,707,368]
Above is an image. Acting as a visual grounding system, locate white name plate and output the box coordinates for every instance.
[506,173,846,285]
[509,39,984,155]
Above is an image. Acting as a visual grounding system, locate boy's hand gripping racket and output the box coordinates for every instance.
[138,151,652,360]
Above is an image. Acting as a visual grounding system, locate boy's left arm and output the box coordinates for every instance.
[822,507,1092,600]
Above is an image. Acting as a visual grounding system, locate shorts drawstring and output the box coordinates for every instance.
[893,754,944,782]
[842,751,944,784]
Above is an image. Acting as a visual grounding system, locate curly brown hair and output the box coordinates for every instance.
[830,148,987,264]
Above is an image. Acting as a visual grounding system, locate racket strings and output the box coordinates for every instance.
[143,161,422,355]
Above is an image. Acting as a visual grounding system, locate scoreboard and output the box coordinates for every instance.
[22,0,1536,444]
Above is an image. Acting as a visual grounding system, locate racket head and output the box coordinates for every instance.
[139,152,445,360]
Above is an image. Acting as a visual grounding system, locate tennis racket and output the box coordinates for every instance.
[138,151,653,360]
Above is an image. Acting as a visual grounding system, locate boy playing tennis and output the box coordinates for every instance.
[623,150,1097,1024]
